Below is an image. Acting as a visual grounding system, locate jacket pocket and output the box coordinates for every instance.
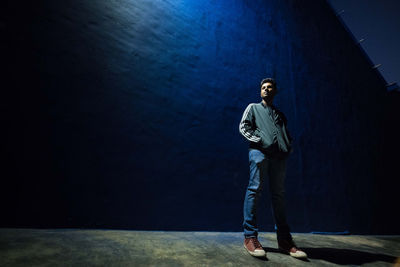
[258,129,273,150]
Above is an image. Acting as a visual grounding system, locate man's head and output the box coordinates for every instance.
[260,78,277,102]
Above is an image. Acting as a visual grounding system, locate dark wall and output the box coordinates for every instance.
[2,0,398,234]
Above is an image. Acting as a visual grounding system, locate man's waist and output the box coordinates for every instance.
[249,142,290,158]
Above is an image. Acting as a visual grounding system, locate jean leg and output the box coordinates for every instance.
[268,157,292,240]
[243,149,268,238]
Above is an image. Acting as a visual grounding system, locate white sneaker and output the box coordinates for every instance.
[278,238,307,259]
[289,248,308,258]
[244,237,266,257]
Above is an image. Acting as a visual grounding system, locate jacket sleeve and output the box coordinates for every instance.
[239,104,262,143]
[280,112,293,144]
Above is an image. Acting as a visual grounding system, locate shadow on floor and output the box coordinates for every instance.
[264,246,397,265]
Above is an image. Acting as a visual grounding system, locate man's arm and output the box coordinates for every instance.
[280,112,293,144]
[239,104,262,143]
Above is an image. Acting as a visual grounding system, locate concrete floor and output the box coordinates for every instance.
[0,229,399,266]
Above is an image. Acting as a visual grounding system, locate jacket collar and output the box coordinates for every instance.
[260,100,274,109]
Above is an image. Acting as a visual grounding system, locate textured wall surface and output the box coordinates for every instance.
[2,0,398,234]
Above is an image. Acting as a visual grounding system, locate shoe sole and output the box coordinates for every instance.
[243,244,266,257]
[278,247,307,258]
[290,251,308,258]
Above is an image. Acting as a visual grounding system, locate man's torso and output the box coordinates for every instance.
[249,102,292,158]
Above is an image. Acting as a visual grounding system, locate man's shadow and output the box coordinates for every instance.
[263,246,398,265]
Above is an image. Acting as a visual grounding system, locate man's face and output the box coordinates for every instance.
[260,82,276,100]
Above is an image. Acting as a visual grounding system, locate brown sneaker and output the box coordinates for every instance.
[278,238,307,259]
[243,237,266,257]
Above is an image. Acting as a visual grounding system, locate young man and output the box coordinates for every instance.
[239,78,307,259]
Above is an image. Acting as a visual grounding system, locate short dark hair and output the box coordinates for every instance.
[260,78,276,88]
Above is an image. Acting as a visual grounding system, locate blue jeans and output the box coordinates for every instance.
[243,149,291,240]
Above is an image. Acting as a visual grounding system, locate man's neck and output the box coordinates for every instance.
[262,99,273,107]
